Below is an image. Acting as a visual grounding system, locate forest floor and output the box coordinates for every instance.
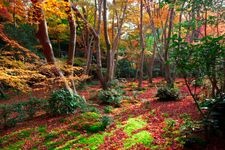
[0,78,224,150]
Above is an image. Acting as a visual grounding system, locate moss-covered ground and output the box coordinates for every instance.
[0,79,200,149]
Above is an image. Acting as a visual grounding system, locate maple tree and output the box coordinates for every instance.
[1,0,225,149]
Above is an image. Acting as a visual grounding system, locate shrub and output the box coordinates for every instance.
[104,106,113,113]
[74,57,86,66]
[200,93,225,135]
[0,98,47,128]
[116,59,136,78]
[106,79,123,89]
[79,112,102,132]
[82,105,100,113]
[156,86,180,101]
[26,98,47,118]
[77,112,112,133]
[98,88,123,106]
[0,104,16,128]
[101,115,113,128]
[48,89,85,115]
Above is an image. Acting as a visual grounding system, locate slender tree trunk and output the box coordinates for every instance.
[66,0,76,66]
[138,0,145,88]
[81,6,93,75]
[32,0,76,94]
[164,6,175,85]
[71,2,106,88]
[65,0,77,94]
[96,0,107,88]
[33,3,55,64]
[85,36,94,75]
[103,0,112,82]
[148,42,156,83]
[102,0,127,83]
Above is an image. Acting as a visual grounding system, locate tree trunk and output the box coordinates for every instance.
[103,0,128,83]
[71,2,106,89]
[35,11,55,64]
[32,0,76,94]
[148,42,156,83]
[164,6,175,86]
[85,36,94,75]
[103,0,112,82]
[31,0,55,64]
[138,0,145,88]
[96,0,107,89]
[66,0,76,66]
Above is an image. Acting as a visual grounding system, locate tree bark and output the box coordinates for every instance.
[164,6,175,85]
[65,0,76,66]
[71,1,106,88]
[138,0,145,88]
[95,0,107,88]
[148,42,156,83]
[31,1,55,64]
[103,0,128,83]
[103,0,112,82]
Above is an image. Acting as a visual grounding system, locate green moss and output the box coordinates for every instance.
[0,128,32,146]
[18,130,32,138]
[78,133,105,150]
[83,122,103,133]
[38,125,47,134]
[3,140,25,150]
[66,131,80,137]
[123,117,147,135]
[55,135,82,150]
[44,132,58,141]
[124,131,154,149]
[80,112,101,120]
[46,141,65,150]
[78,112,105,133]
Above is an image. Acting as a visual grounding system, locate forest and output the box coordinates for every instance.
[0,0,225,149]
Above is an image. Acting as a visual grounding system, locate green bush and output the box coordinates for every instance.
[156,86,180,101]
[98,88,123,106]
[101,115,113,128]
[79,113,113,133]
[201,93,225,135]
[0,104,16,128]
[104,106,113,113]
[78,112,101,133]
[48,89,85,115]
[81,105,100,113]
[0,98,47,128]
[74,57,86,66]
[26,98,48,118]
[116,59,136,78]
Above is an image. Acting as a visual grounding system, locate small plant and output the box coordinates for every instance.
[77,112,112,133]
[48,89,85,115]
[0,93,10,100]
[116,59,137,78]
[104,106,113,113]
[200,93,225,135]
[82,105,100,113]
[26,97,47,118]
[98,88,123,106]
[156,86,180,101]
[0,98,47,128]
[101,115,113,129]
